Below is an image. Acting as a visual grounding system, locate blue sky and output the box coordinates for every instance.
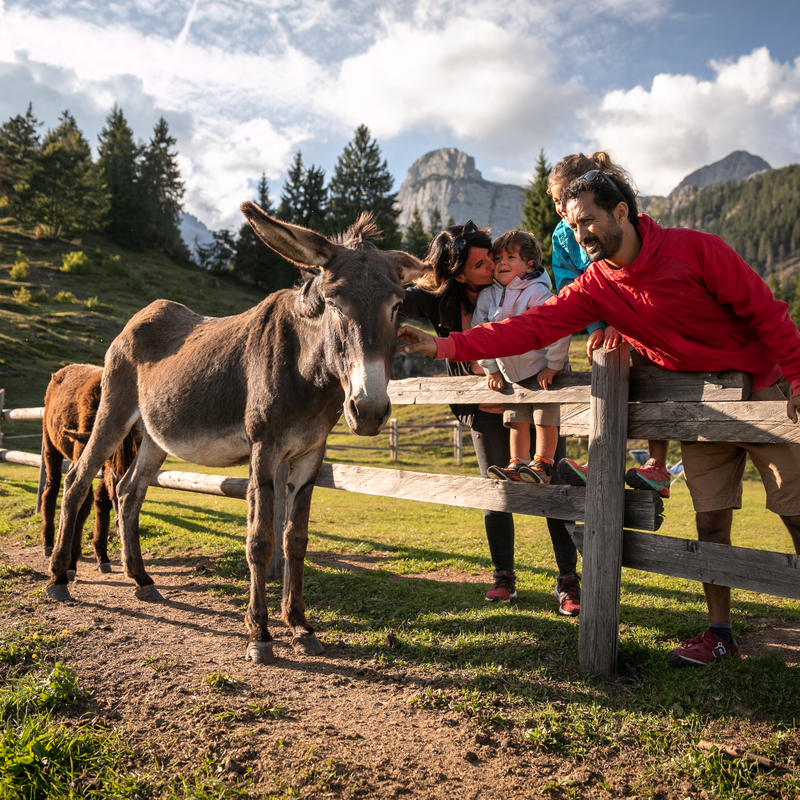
[1,0,799,231]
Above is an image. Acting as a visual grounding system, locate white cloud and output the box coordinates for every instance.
[586,48,800,195]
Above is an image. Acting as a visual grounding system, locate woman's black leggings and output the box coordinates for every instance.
[469,409,579,577]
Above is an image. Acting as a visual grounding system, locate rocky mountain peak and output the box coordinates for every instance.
[404,148,484,183]
[396,148,524,235]
[669,150,771,197]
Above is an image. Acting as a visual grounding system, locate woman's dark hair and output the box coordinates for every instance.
[414,220,492,331]
[560,170,640,227]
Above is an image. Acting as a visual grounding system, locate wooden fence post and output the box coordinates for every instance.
[389,418,398,462]
[0,388,4,450]
[579,343,630,680]
[453,422,463,466]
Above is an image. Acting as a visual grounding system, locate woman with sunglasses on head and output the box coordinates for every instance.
[400,221,581,613]
[548,153,672,498]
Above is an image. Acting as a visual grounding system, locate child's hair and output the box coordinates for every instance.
[547,151,634,195]
[491,230,542,270]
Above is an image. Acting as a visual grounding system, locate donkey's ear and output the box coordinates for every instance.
[240,201,337,269]
[384,250,432,286]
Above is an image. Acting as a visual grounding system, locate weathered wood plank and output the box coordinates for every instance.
[569,525,800,601]
[627,368,750,401]
[580,345,630,680]
[313,462,663,530]
[1,406,44,421]
[561,401,800,444]
[388,369,750,406]
[0,449,663,531]
[388,373,591,405]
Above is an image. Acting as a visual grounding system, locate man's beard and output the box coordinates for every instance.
[583,222,623,262]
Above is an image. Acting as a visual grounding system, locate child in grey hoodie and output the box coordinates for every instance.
[472,230,571,483]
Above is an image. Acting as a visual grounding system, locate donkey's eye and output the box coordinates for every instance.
[390,302,401,321]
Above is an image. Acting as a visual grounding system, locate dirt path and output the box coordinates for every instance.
[0,543,600,799]
[2,542,798,798]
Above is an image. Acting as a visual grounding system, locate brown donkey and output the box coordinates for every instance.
[47,204,428,663]
[40,364,140,575]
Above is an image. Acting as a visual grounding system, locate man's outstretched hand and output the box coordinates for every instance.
[397,326,438,358]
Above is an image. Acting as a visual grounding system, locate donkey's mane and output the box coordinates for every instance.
[331,212,382,248]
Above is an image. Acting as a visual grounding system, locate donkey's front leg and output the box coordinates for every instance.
[283,447,326,656]
[245,442,277,664]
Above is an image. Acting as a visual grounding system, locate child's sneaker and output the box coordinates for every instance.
[625,458,671,498]
[485,570,517,603]
[557,458,588,486]
[488,458,525,482]
[554,573,581,616]
[519,456,553,484]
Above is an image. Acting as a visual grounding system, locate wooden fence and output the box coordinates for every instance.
[328,418,466,464]
[2,349,800,680]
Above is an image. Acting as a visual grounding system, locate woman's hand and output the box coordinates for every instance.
[397,326,437,358]
[487,371,505,392]
[537,367,559,390]
[587,326,622,363]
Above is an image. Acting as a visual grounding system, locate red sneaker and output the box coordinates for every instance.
[485,570,517,603]
[667,631,740,666]
[625,458,671,498]
[557,458,588,487]
[554,574,580,616]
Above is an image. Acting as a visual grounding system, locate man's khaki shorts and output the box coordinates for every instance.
[503,402,561,428]
[681,378,800,515]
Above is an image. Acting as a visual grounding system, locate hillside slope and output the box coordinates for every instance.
[0,220,269,414]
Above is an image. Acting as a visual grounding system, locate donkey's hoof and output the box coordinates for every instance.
[46,584,73,603]
[43,546,53,558]
[247,641,275,664]
[97,562,113,574]
[291,633,324,656]
[134,585,163,602]
[66,570,76,583]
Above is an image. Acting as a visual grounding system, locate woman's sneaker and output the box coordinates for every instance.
[557,458,588,486]
[488,458,526,482]
[625,458,671,497]
[485,570,517,603]
[554,574,581,616]
[519,456,553,484]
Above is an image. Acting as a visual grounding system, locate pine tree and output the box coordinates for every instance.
[520,149,560,274]
[196,229,237,274]
[277,150,304,224]
[0,103,41,203]
[403,205,429,258]
[13,110,109,236]
[97,105,146,250]
[300,164,328,232]
[428,205,442,239]
[327,125,401,248]
[140,117,188,259]
[234,173,296,292]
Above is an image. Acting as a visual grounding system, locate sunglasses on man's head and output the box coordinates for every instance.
[449,220,478,254]
[579,169,622,195]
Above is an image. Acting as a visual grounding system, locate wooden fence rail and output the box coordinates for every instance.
[2,356,799,680]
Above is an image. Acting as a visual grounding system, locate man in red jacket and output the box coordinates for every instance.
[398,169,800,667]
